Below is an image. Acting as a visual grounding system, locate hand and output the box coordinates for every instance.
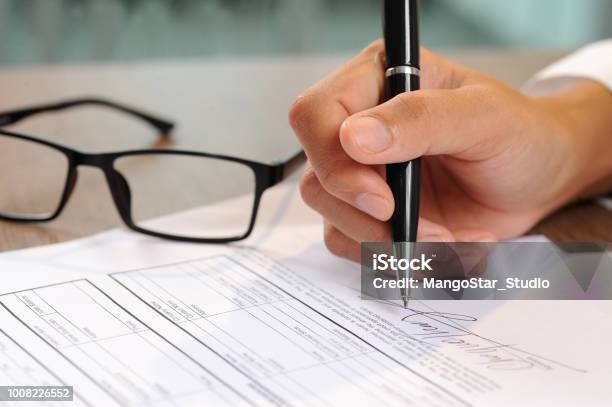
[289,40,612,262]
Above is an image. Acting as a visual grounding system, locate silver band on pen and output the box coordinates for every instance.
[385,66,420,77]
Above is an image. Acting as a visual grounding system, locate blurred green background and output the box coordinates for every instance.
[1,0,611,66]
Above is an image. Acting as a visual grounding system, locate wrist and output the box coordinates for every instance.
[536,81,612,206]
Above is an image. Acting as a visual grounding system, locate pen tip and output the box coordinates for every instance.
[403,298,409,309]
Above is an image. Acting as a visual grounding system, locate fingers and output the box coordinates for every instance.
[289,43,382,168]
[290,41,395,221]
[291,43,498,254]
[301,169,456,244]
[339,86,510,165]
[300,167,390,242]
[306,170,498,263]
[289,43,477,220]
[336,49,504,166]
[310,176,497,262]
[323,223,362,263]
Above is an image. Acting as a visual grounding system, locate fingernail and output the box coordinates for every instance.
[350,116,392,154]
[356,193,391,220]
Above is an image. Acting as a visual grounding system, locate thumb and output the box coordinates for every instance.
[339,49,502,165]
[339,85,503,165]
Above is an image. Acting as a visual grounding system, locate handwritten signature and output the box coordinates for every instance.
[400,310,549,371]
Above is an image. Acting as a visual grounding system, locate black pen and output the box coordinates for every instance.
[383,0,421,308]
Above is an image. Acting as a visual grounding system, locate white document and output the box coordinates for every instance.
[0,183,611,407]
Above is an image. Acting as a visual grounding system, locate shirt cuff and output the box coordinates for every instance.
[522,39,612,97]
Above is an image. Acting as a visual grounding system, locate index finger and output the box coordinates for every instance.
[289,40,395,221]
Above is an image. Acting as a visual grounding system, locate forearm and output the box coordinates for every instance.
[541,81,612,204]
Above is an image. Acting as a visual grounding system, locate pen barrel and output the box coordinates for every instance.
[385,71,420,97]
[385,72,421,242]
[384,0,420,68]
[387,160,420,242]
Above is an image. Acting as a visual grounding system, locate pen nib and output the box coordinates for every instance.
[403,298,409,309]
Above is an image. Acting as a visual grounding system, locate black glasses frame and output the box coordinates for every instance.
[0,98,306,243]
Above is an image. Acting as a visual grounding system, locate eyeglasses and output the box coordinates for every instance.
[0,98,305,243]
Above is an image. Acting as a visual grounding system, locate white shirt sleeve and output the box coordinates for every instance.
[522,39,612,97]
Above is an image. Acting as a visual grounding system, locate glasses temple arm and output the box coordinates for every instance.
[0,98,174,135]
[272,150,307,184]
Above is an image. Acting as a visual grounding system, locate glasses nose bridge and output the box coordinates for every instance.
[73,151,111,170]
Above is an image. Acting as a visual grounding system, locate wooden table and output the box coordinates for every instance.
[0,51,610,252]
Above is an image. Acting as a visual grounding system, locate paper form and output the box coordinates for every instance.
[1,248,611,406]
[0,183,610,406]
[0,254,464,406]
[0,328,75,407]
[0,280,255,406]
[110,255,461,406]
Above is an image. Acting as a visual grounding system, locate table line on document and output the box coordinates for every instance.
[0,301,127,407]
[12,284,180,399]
[182,303,385,380]
[110,273,392,406]
[84,279,259,407]
[0,328,95,407]
[0,329,75,407]
[3,280,254,407]
[109,253,473,407]
[230,254,475,407]
[123,270,294,320]
[107,275,286,406]
[14,292,150,351]
[114,262,379,367]
[0,329,65,387]
[6,288,138,407]
[73,277,261,402]
[0,280,257,407]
